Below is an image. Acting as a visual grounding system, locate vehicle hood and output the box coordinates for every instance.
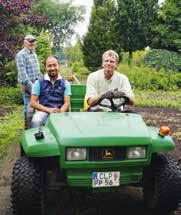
[46,112,151,146]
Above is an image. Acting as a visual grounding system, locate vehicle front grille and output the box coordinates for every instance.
[89,147,127,161]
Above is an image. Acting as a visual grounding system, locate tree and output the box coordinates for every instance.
[82,0,122,71]
[115,0,159,63]
[36,31,53,72]
[63,40,84,63]
[0,0,29,62]
[0,0,47,62]
[63,40,90,79]
[152,0,181,52]
[36,0,85,50]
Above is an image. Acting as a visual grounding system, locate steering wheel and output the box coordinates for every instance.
[89,90,130,112]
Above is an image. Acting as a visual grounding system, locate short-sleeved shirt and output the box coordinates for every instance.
[32,74,71,97]
[16,48,41,86]
[85,69,134,100]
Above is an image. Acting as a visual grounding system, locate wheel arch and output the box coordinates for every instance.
[147,126,175,153]
[20,127,60,157]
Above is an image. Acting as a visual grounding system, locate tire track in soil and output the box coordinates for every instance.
[0,107,180,215]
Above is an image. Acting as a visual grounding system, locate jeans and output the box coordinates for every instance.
[31,111,49,128]
[22,92,34,129]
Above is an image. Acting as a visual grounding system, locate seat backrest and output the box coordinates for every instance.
[70,84,86,112]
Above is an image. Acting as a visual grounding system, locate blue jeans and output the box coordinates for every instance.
[31,111,49,128]
[22,92,34,129]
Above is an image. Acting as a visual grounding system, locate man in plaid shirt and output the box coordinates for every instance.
[16,34,42,129]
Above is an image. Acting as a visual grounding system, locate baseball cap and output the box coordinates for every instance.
[24,35,36,42]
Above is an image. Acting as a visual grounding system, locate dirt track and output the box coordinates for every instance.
[0,107,180,215]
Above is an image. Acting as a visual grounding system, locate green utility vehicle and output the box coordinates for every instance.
[11,84,181,215]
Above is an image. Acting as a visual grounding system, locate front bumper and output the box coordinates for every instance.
[66,167,143,188]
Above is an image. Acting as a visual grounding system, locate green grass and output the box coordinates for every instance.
[0,106,23,160]
[135,90,181,109]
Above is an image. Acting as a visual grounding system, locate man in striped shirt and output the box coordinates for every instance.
[16,34,42,129]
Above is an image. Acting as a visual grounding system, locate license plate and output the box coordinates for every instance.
[92,171,120,188]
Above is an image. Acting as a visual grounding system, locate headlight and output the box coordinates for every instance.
[67,148,87,161]
[127,147,146,159]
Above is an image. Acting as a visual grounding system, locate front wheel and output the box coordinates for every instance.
[11,156,45,215]
[143,154,181,214]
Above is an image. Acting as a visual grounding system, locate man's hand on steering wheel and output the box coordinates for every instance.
[91,89,130,111]
[99,89,127,102]
[88,89,130,112]
[99,90,114,101]
[112,90,126,98]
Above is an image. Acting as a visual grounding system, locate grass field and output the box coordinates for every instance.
[135,90,181,109]
[0,106,23,162]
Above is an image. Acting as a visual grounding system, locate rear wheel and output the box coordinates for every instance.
[11,156,45,215]
[143,154,181,214]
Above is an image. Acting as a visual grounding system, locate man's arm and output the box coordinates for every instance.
[60,96,70,112]
[128,97,135,106]
[85,73,100,106]
[61,80,71,111]
[30,95,70,113]
[34,53,41,78]
[30,95,51,113]
[120,75,135,106]
[87,96,100,106]
[16,54,32,86]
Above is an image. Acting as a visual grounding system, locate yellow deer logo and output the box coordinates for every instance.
[103,149,113,160]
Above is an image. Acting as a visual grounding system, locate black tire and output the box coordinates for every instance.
[143,153,181,214]
[11,156,45,215]
[5,205,13,215]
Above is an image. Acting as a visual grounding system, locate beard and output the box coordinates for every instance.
[48,70,58,78]
[48,71,58,77]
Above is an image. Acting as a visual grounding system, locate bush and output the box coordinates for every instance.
[144,49,181,72]
[0,60,17,87]
[63,41,90,81]
[0,87,22,105]
[122,50,148,66]
[71,61,89,77]
[118,64,181,91]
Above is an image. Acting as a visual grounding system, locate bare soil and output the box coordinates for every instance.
[0,107,13,118]
[0,107,180,215]
[134,107,181,161]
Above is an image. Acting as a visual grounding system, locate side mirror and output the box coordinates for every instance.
[34,128,44,140]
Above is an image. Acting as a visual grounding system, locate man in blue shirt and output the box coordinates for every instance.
[30,56,71,127]
[16,34,41,129]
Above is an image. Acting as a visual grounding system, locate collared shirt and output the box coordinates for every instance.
[32,74,71,97]
[86,69,134,99]
[16,47,41,86]
[85,69,134,110]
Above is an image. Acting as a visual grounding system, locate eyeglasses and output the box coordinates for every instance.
[26,39,36,43]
